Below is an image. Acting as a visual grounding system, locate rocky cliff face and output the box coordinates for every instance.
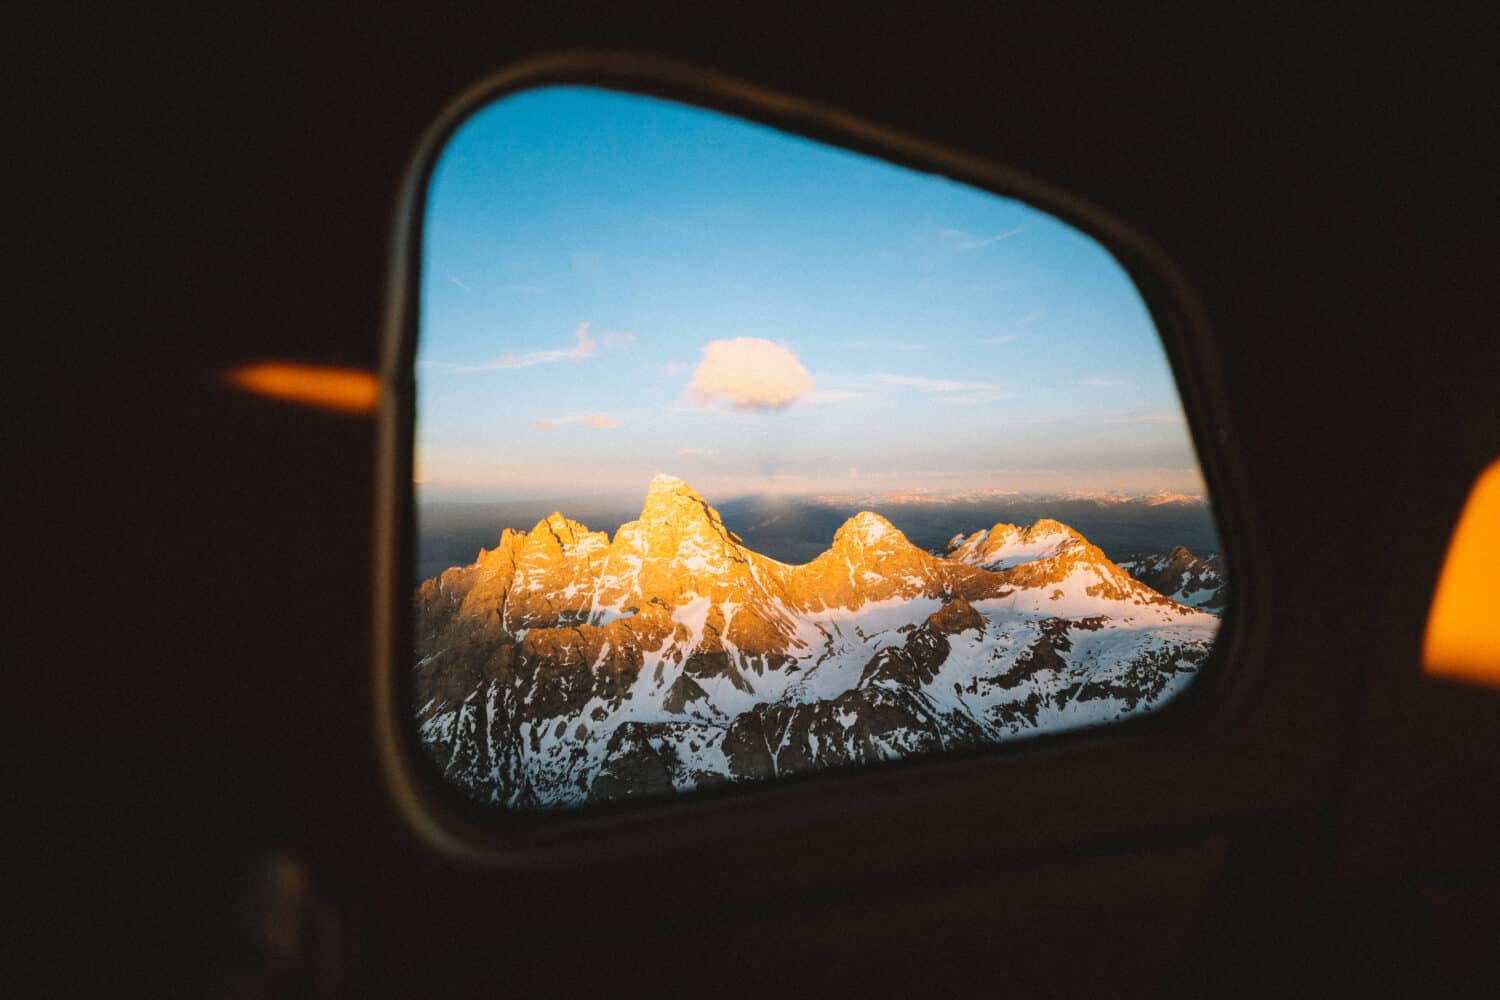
[414,475,1219,809]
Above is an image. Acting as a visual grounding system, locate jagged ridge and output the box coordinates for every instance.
[1119,546,1225,610]
[415,475,1219,809]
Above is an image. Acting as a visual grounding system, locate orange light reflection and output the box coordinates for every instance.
[1423,459,1500,688]
[224,363,380,416]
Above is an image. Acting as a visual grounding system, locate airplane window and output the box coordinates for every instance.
[408,85,1224,810]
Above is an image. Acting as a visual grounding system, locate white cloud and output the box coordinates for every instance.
[689,337,814,411]
[1082,378,1126,387]
[676,447,713,457]
[983,335,1017,344]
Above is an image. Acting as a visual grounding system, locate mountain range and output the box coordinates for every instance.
[417,488,1220,579]
[414,475,1221,808]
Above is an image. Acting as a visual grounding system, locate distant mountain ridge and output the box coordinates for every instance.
[415,475,1220,808]
[811,488,1207,507]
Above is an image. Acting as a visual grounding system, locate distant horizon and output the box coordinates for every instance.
[414,476,1207,506]
[417,86,1208,502]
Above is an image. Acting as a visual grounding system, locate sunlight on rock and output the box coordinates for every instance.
[413,477,1220,809]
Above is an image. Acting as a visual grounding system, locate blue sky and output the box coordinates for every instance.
[416,85,1203,501]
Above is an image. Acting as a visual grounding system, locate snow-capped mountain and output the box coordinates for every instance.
[1118,547,1224,611]
[944,519,1087,570]
[1141,491,1207,507]
[415,475,1219,809]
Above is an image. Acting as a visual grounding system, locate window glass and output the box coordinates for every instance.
[413,86,1223,809]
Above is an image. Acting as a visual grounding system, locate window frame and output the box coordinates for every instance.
[374,49,1254,862]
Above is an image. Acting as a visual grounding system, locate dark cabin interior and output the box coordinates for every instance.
[18,7,1498,997]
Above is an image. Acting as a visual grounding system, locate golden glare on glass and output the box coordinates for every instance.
[1423,459,1500,688]
[224,363,380,416]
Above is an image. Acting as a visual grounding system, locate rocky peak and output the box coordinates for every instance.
[1025,518,1081,541]
[591,477,766,612]
[636,474,734,540]
[946,518,1086,570]
[474,528,524,571]
[527,512,595,553]
[831,511,906,554]
[995,536,1186,611]
[1164,545,1198,566]
[788,512,953,612]
[641,473,699,511]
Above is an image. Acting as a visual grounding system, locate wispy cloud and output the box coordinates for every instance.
[419,322,635,374]
[981,306,1044,344]
[662,360,690,376]
[529,412,619,430]
[675,447,714,457]
[876,374,1003,393]
[878,374,967,392]
[501,323,594,368]
[1076,409,1184,425]
[1082,378,1126,387]
[875,373,1009,404]
[940,226,1023,250]
[804,389,863,407]
[448,275,471,292]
